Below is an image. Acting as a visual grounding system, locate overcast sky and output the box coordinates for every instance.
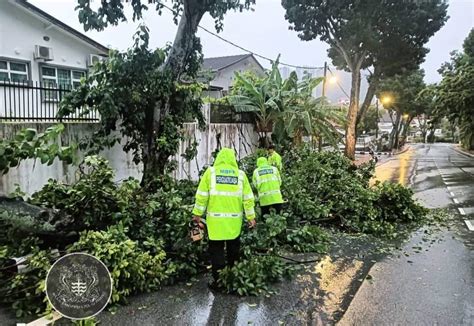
[30,0,473,100]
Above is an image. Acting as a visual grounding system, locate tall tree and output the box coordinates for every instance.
[415,84,437,143]
[434,29,474,149]
[281,0,448,159]
[73,0,255,184]
[356,105,383,136]
[377,69,427,150]
[60,28,205,186]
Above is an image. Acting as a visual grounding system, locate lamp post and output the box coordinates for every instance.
[375,98,380,151]
[322,61,327,97]
[380,95,394,151]
[322,62,338,98]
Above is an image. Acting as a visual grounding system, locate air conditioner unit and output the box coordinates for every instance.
[88,54,105,67]
[34,45,53,61]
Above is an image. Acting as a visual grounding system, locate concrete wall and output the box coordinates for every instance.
[0,104,258,195]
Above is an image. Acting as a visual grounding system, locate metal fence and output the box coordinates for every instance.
[0,80,99,122]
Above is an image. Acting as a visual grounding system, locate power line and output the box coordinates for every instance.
[327,66,350,98]
[159,3,325,70]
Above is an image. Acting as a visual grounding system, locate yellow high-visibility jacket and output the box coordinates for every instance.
[252,157,284,207]
[192,148,255,240]
[268,151,283,172]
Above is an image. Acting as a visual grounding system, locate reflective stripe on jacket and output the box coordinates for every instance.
[192,148,255,240]
[252,157,284,207]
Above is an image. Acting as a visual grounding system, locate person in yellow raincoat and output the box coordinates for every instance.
[192,148,256,289]
[252,157,284,216]
[267,144,282,172]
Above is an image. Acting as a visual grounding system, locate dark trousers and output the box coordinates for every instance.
[208,237,240,282]
[261,203,283,217]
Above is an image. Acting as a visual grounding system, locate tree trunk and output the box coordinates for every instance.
[427,127,435,143]
[345,66,362,160]
[142,1,205,186]
[164,1,205,79]
[399,117,412,148]
[356,67,381,127]
[394,115,404,150]
[418,116,427,143]
[389,113,401,150]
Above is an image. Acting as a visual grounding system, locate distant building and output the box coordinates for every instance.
[378,111,393,135]
[202,54,265,92]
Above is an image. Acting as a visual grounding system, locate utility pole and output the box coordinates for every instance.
[375,98,379,140]
[318,61,328,152]
[322,61,327,97]
[375,98,379,151]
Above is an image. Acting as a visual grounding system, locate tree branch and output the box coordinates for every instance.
[356,65,382,126]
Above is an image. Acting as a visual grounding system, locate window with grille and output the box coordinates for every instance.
[0,60,28,82]
[41,66,85,100]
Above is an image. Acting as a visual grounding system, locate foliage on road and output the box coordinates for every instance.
[0,149,428,317]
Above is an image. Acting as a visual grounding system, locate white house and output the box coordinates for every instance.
[202,54,265,92]
[378,111,393,135]
[0,0,108,121]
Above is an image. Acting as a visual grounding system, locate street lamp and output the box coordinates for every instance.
[328,75,338,84]
[322,62,338,97]
[382,95,393,105]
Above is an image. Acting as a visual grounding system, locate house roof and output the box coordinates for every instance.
[13,0,109,53]
[202,54,264,72]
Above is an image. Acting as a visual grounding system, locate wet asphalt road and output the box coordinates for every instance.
[339,143,474,325]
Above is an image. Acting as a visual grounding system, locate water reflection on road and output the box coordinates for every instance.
[373,148,415,185]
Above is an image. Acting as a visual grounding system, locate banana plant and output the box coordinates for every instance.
[229,57,343,149]
[277,75,344,147]
[229,57,296,147]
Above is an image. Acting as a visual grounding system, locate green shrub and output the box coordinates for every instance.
[68,224,172,303]
[30,156,120,231]
[218,255,296,296]
[0,244,52,318]
[240,212,289,258]
[281,149,378,228]
[286,225,329,253]
[374,182,428,223]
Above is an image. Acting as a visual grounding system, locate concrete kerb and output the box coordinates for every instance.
[374,145,411,167]
[453,145,474,158]
[357,145,410,157]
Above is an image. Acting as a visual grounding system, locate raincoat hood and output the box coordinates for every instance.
[213,148,238,168]
[257,157,269,168]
